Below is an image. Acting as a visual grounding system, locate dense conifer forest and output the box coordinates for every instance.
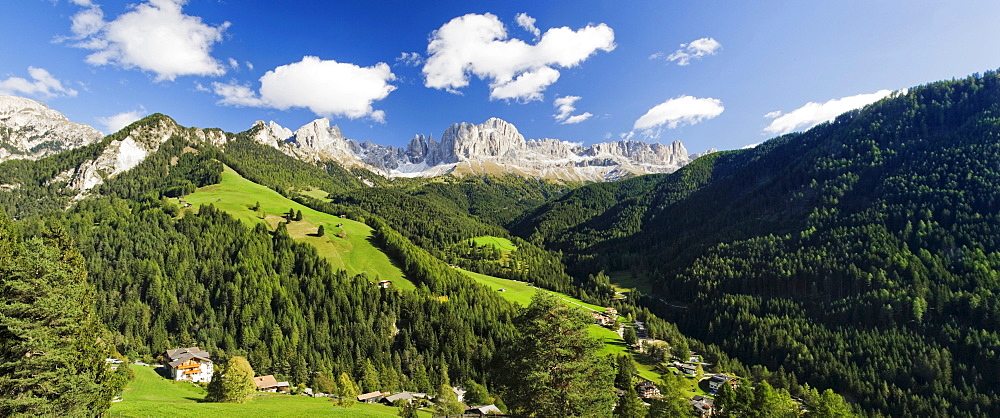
[518,71,1000,416]
[5,70,1000,416]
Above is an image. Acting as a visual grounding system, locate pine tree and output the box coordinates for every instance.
[623,326,638,346]
[501,292,616,417]
[0,212,121,416]
[615,354,637,390]
[613,384,646,417]
[206,356,256,403]
[317,224,325,237]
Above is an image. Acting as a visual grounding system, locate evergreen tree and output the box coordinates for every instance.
[0,212,121,417]
[206,356,256,403]
[623,326,638,346]
[613,384,647,417]
[501,292,616,417]
[317,224,325,237]
[615,354,637,390]
[647,372,690,418]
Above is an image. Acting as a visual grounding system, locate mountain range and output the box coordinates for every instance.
[0,95,698,184]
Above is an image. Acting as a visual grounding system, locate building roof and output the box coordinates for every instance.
[709,375,731,383]
[165,347,212,367]
[357,391,384,401]
[254,375,290,389]
[466,404,503,414]
[384,391,416,402]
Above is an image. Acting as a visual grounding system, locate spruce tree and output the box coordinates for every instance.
[613,384,646,418]
[501,292,616,416]
[0,212,121,416]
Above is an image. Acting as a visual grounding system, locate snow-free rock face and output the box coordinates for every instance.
[251,116,696,182]
[362,118,693,181]
[0,96,103,161]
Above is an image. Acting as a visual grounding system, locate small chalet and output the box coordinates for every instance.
[676,362,698,376]
[709,375,734,393]
[164,347,214,383]
[604,307,618,317]
[636,381,661,399]
[357,391,384,403]
[378,280,392,289]
[253,375,290,392]
[465,404,504,415]
[690,395,715,417]
[591,312,613,326]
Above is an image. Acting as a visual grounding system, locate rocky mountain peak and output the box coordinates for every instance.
[0,95,103,162]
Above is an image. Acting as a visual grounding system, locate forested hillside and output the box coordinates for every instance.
[519,71,1000,416]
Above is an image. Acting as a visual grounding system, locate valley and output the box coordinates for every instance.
[4,70,1000,417]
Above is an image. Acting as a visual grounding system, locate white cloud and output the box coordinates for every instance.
[763,89,895,135]
[553,95,593,124]
[763,110,782,119]
[742,142,762,149]
[245,61,254,71]
[633,96,724,138]
[516,13,540,38]
[213,56,396,122]
[395,52,424,67]
[97,107,146,134]
[423,13,615,102]
[228,58,239,69]
[0,67,78,98]
[70,0,230,81]
[655,37,721,66]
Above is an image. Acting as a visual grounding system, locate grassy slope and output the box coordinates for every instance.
[456,268,661,382]
[469,236,517,252]
[110,365,426,417]
[183,166,411,290]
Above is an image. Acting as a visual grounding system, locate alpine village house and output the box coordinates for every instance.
[164,347,214,383]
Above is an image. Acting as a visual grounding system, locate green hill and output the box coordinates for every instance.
[183,165,411,290]
[515,71,1000,416]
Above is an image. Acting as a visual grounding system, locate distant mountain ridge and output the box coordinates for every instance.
[0,94,699,185]
[0,95,103,161]
[252,117,698,182]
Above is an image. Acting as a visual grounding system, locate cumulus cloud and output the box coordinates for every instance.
[632,96,724,139]
[652,37,721,66]
[763,89,896,135]
[0,67,78,98]
[69,0,230,81]
[213,56,396,122]
[763,110,782,119]
[515,13,540,38]
[395,52,424,67]
[97,107,146,134]
[553,95,593,124]
[423,13,615,102]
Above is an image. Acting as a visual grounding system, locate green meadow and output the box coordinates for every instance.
[182,166,411,290]
[456,268,661,383]
[109,365,427,417]
[469,236,518,253]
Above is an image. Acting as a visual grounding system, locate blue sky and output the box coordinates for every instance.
[3,1,999,153]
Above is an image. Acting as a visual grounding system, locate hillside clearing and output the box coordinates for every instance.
[182,165,411,290]
[109,365,424,417]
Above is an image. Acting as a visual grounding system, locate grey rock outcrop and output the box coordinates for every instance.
[0,95,103,162]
